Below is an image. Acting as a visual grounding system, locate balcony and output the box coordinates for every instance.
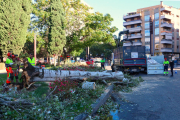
[123,42,132,46]
[161,39,173,44]
[161,22,172,28]
[161,31,172,39]
[123,33,142,40]
[161,48,172,52]
[160,7,172,12]
[123,13,141,19]
[161,14,172,20]
[123,20,142,26]
[123,26,142,33]
[133,41,142,46]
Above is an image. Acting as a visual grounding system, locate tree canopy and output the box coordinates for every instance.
[0,0,32,57]
[32,0,118,58]
[48,0,66,56]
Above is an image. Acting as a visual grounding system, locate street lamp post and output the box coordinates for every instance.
[34,34,36,66]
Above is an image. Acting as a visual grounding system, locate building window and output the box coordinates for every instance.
[145,45,150,52]
[155,13,159,20]
[145,22,150,29]
[131,25,134,28]
[137,39,141,42]
[177,38,179,40]
[145,30,150,36]
[155,21,159,27]
[177,29,179,32]
[155,28,159,35]
[155,37,159,43]
[145,37,150,42]
[155,44,159,50]
[145,15,150,22]
[172,37,174,40]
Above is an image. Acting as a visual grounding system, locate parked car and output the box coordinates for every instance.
[86,59,94,65]
[93,60,101,67]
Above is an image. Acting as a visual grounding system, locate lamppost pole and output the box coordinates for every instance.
[34,34,36,66]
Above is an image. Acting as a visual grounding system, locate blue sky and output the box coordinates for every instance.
[84,0,180,36]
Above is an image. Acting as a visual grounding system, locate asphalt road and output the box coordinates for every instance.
[111,69,180,120]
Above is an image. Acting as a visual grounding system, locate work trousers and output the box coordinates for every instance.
[164,66,168,74]
[10,70,19,83]
[101,63,105,69]
[171,67,173,76]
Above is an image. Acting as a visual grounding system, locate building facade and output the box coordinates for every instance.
[123,1,180,58]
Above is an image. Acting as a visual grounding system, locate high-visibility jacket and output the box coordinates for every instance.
[100,59,105,63]
[27,57,35,66]
[5,58,13,68]
[11,60,19,70]
[163,61,169,67]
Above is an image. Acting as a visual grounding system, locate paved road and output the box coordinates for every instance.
[112,69,180,120]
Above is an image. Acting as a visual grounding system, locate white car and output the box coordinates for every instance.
[93,60,101,67]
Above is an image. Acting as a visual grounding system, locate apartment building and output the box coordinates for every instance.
[123,1,180,58]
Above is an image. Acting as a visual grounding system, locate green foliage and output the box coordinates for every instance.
[65,12,118,57]
[90,42,116,59]
[48,0,66,56]
[20,32,47,58]
[31,0,117,58]
[0,84,108,119]
[0,0,32,57]
[114,74,144,93]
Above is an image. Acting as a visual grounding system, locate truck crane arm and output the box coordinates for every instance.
[117,30,131,47]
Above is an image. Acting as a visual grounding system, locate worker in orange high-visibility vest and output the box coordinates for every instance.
[11,55,20,83]
[5,53,13,84]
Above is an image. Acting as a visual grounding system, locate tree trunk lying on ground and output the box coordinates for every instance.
[33,69,124,82]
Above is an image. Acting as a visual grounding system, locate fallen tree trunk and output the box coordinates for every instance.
[33,69,124,82]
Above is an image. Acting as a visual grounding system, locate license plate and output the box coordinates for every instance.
[132,69,137,71]
[141,68,144,71]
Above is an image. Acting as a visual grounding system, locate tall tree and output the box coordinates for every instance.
[32,0,117,60]
[48,0,66,66]
[0,0,32,57]
[64,12,117,58]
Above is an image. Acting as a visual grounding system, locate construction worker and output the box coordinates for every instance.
[11,55,20,83]
[5,53,13,84]
[27,53,35,66]
[100,57,105,70]
[169,59,174,77]
[163,58,169,76]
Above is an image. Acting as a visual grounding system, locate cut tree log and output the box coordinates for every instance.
[33,69,124,82]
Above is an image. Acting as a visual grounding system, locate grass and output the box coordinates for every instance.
[33,82,49,97]
[0,73,49,97]
[0,73,22,85]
